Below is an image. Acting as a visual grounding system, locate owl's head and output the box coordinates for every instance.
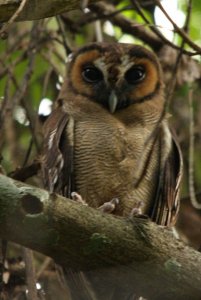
[68,43,164,113]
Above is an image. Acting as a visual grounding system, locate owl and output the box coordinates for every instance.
[42,42,182,226]
[41,42,183,300]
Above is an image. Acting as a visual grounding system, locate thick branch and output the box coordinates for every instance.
[0,0,99,22]
[0,174,201,299]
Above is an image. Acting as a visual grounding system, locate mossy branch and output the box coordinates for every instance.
[0,0,99,22]
[0,174,201,299]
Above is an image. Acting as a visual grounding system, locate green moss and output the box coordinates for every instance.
[165,258,181,271]
[83,232,112,255]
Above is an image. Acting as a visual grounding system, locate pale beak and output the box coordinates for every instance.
[108,91,118,113]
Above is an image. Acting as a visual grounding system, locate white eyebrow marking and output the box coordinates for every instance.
[94,57,109,84]
[118,55,135,77]
[93,54,138,84]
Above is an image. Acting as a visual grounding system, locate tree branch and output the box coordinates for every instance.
[0,174,201,299]
[0,0,99,22]
[89,2,162,51]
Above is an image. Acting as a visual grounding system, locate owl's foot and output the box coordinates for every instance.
[71,192,88,206]
[130,201,143,216]
[130,201,148,219]
[98,198,119,214]
[71,193,119,214]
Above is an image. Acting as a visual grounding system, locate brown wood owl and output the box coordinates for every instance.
[41,42,182,227]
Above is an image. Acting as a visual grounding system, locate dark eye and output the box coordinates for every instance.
[82,67,103,83]
[125,66,145,84]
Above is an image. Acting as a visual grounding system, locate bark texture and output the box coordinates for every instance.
[0,174,201,299]
[0,0,99,22]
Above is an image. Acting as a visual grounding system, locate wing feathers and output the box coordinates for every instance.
[150,126,183,226]
[41,107,74,196]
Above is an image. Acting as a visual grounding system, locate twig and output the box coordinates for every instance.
[0,239,7,294]
[166,0,193,102]
[42,67,54,98]
[89,2,162,50]
[12,22,42,153]
[3,76,20,168]
[40,51,63,76]
[36,257,52,279]
[182,0,192,34]
[61,5,132,34]
[155,0,201,54]
[10,161,40,181]
[22,139,34,167]
[188,86,201,209]
[0,0,28,38]
[22,248,38,300]
[0,52,27,80]
[142,0,193,149]
[56,16,72,56]
[94,20,103,42]
[130,0,199,56]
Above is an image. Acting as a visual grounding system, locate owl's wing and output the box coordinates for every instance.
[150,129,183,226]
[41,106,99,299]
[41,106,74,198]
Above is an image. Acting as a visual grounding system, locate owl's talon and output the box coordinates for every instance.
[130,201,148,218]
[130,207,142,216]
[71,192,88,206]
[98,198,119,214]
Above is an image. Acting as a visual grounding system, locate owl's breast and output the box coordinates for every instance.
[73,114,158,214]
[74,118,125,204]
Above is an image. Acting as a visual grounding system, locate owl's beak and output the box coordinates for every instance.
[108,91,118,113]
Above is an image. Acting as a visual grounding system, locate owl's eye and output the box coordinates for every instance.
[125,66,145,84]
[82,67,103,83]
